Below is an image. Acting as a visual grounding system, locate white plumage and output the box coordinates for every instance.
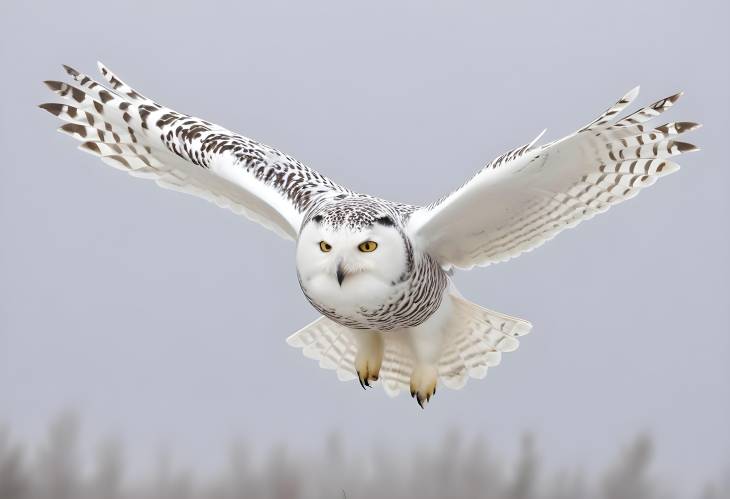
[40,63,699,407]
[408,87,698,269]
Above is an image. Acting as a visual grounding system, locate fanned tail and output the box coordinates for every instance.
[286,317,358,382]
[286,294,532,397]
[438,295,531,390]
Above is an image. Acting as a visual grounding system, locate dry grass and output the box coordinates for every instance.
[0,413,727,499]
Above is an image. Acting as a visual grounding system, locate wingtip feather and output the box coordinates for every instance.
[673,141,699,153]
[38,102,62,115]
[78,141,101,156]
[652,91,683,110]
[626,85,641,101]
[62,64,79,77]
[57,123,87,138]
[677,121,702,133]
[43,80,63,91]
[528,128,547,148]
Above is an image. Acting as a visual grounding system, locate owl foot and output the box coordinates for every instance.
[410,364,438,408]
[354,335,384,389]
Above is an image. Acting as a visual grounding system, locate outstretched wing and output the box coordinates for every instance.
[408,88,700,270]
[40,63,349,240]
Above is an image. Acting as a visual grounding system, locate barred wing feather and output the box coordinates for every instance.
[408,87,700,270]
[40,62,348,240]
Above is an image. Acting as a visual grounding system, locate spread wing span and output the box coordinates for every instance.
[40,63,348,240]
[408,87,700,270]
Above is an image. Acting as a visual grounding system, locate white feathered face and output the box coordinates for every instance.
[296,215,409,307]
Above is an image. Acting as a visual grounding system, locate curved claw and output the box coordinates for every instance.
[410,364,438,409]
[355,362,380,391]
[354,336,383,392]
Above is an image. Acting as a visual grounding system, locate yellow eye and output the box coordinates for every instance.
[358,241,378,252]
[319,241,332,252]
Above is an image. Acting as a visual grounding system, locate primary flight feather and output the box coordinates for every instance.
[40,63,699,407]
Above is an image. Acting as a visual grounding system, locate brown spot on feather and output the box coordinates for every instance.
[82,142,101,155]
[98,90,114,103]
[39,103,63,116]
[59,123,87,137]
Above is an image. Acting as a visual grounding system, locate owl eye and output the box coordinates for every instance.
[319,241,332,252]
[358,241,378,252]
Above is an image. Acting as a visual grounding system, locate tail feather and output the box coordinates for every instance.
[286,317,357,382]
[438,295,531,390]
[379,332,414,397]
[286,294,532,397]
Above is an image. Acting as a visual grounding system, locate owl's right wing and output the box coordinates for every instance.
[407,87,700,270]
[40,62,350,240]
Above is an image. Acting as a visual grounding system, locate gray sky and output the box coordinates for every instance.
[1,0,728,490]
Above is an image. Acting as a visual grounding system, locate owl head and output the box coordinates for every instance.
[296,201,411,306]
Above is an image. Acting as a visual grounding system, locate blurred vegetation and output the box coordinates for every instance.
[0,412,727,499]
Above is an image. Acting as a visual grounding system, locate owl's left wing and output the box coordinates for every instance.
[40,63,349,240]
[407,88,700,270]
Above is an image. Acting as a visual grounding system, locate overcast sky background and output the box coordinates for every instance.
[1,0,728,492]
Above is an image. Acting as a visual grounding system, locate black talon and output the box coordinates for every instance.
[417,395,425,409]
[358,376,366,390]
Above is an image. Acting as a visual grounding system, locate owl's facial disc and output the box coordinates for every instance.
[296,215,407,301]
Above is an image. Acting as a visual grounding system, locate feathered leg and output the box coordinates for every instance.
[353,331,384,389]
[407,294,453,408]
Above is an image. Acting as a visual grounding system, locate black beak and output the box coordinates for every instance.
[336,263,346,286]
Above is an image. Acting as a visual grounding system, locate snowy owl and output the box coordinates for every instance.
[40,63,699,407]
